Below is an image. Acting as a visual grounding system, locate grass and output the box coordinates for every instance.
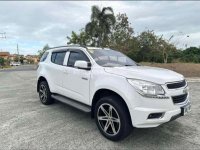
[141,62,200,77]
[0,65,12,69]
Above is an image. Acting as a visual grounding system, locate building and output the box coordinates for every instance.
[25,55,39,64]
[0,51,39,64]
[0,52,10,60]
[10,54,18,61]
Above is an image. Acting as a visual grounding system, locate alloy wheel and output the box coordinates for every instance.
[39,84,47,103]
[97,103,121,136]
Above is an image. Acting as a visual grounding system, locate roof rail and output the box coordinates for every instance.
[48,44,87,50]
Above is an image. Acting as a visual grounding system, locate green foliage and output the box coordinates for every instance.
[132,30,176,63]
[38,44,50,58]
[20,56,24,64]
[85,5,116,47]
[0,57,5,66]
[67,30,90,45]
[109,13,134,52]
[179,47,200,63]
[67,5,199,64]
[14,56,19,62]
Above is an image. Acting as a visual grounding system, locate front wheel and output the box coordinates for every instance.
[94,95,132,141]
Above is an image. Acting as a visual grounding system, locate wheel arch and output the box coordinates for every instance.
[37,76,48,92]
[91,88,131,121]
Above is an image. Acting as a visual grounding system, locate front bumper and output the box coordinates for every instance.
[130,96,190,128]
[130,107,181,128]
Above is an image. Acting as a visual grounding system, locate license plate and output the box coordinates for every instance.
[181,103,191,116]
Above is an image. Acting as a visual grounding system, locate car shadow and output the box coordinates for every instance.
[50,100,196,149]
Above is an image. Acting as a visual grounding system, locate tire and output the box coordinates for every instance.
[38,81,54,105]
[94,95,132,141]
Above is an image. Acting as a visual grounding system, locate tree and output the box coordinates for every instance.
[135,30,176,63]
[158,37,176,63]
[109,13,134,52]
[85,5,116,47]
[19,56,24,64]
[67,30,90,45]
[14,56,19,62]
[38,44,50,58]
[0,57,5,66]
[180,47,200,63]
[136,30,160,62]
[66,5,185,63]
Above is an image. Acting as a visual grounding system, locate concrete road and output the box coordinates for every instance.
[0,65,37,72]
[0,69,200,149]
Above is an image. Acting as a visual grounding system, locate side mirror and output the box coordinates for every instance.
[74,60,91,70]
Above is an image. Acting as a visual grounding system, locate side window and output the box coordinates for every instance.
[40,52,49,62]
[51,53,56,63]
[51,51,66,65]
[67,51,89,67]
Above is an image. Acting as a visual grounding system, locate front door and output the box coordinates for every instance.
[62,49,91,105]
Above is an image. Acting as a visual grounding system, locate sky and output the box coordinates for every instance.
[0,1,200,55]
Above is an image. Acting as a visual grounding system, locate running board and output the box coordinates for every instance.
[51,94,91,113]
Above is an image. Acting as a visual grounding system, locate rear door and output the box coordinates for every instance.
[48,50,66,94]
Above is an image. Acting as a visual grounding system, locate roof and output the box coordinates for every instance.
[87,47,110,50]
[47,44,86,50]
[0,52,10,56]
[48,45,110,51]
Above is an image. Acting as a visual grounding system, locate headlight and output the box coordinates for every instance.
[127,79,165,97]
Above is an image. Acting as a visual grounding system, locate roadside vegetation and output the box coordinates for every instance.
[37,5,199,76]
[66,5,200,64]
[0,57,11,68]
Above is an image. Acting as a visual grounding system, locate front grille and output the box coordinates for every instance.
[167,80,186,89]
[172,93,188,104]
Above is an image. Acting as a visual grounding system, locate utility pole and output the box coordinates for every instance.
[17,44,20,62]
[0,32,6,51]
[17,44,19,55]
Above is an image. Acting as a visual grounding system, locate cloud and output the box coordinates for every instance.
[0,1,199,55]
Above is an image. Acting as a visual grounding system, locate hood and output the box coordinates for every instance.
[104,66,184,84]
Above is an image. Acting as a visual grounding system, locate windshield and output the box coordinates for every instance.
[87,48,137,67]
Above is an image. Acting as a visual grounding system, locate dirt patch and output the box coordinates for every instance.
[141,63,200,77]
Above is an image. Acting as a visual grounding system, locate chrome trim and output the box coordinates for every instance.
[165,80,188,91]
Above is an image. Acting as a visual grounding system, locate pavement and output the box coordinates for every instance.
[0,65,37,72]
[0,65,200,149]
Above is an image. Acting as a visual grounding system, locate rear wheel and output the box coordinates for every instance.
[94,95,132,141]
[39,81,54,105]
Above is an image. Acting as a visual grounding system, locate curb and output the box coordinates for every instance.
[186,78,200,83]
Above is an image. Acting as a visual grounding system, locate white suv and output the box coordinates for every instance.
[37,45,191,141]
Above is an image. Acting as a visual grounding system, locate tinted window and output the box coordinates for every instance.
[40,52,49,62]
[67,51,89,67]
[51,52,66,65]
[51,53,56,63]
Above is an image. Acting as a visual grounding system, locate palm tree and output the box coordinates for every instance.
[85,5,116,47]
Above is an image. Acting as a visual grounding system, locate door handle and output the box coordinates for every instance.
[81,77,88,80]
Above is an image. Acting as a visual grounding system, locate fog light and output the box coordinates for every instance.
[148,113,164,119]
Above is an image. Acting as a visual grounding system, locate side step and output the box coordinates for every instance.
[51,94,91,113]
